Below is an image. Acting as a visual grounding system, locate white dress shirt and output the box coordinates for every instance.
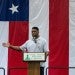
[20,36,49,67]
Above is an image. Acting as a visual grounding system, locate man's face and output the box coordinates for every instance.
[32,29,39,38]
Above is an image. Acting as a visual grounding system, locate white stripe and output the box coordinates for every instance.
[0,22,9,75]
[29,0,49,75]
[69,0,75,75]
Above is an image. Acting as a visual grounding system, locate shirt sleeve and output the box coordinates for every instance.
[20,41,27,51]
[43,40,49,52]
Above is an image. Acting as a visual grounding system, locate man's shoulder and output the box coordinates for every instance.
[26,39,33,43]
[39,36,46,41]
[26,39,35,44]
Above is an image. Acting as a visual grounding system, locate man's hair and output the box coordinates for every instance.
[32,27,39,31]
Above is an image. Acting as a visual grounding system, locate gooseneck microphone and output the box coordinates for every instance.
[33,37,37,43]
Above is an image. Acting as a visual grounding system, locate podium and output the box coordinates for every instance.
[23,52,46,75]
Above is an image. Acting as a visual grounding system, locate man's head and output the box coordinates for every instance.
[32,27,39,38]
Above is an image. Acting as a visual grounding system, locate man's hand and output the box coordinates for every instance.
[2,43,21,51]
[2,43,10,48]
[45,51,49,59]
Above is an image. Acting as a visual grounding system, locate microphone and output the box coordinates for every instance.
[33,37,37,43]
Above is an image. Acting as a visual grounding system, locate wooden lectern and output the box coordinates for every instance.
[23,52,46,75]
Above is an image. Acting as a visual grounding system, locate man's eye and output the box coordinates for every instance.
[32,31,36,33]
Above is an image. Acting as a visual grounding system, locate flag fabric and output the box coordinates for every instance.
[69,0,75,74]
[49,0,69,75]
[49,0,75,75]
[0,0,49,75]
[0,0,75,75]
[0,0,29,21]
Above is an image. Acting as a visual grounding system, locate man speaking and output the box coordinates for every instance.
[3,27,49,75]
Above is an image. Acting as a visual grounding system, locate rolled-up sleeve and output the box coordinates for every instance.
[20,42,27,51]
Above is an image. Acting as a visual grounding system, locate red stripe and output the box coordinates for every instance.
[8,21,29,75]
[49,0,69,75]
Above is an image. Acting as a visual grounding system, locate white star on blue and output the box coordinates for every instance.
[0,0,29,21]
[9,4,19,14]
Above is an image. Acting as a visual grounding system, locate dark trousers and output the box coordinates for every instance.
[40,67,44,75]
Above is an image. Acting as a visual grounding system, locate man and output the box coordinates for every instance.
[2,27,49,75]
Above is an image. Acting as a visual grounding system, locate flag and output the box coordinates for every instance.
[49,0,69,75]
[0,0,29,21]
[49,0,75,75]
[0,0,49,75]
[1,0,75,75]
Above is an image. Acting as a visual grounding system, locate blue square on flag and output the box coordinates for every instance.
[0,0,29,21]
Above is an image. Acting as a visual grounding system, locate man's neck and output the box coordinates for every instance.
[35,35,39,39]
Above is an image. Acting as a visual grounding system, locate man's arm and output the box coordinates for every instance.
[46,51,49,56]
[2,43,21,51]
[45,51,49,59]
[43,40,49,58]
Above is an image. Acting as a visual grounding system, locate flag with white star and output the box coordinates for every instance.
[0,0,29,75]
[0,0,29,21]
[0,0,72,75]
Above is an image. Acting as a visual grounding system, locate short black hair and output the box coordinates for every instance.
[32,27,39,31]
